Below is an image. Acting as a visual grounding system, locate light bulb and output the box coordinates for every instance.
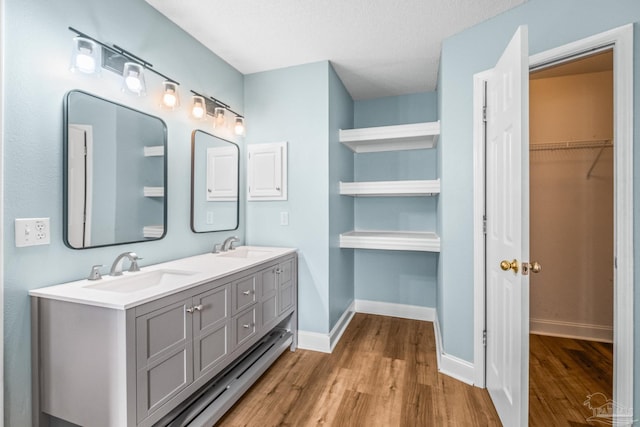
[192,96,206,119]
[214,107,225,128]
[122,62,146,96]
[234,117,245,135]
[161,81,180,109]
[70,37,100,75]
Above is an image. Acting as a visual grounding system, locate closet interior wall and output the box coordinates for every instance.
[529,66,614,342]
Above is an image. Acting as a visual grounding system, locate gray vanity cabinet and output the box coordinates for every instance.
[32,252,297,427]
[135,284,230,422]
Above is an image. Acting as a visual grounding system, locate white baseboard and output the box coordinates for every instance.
[530,318,613,343]
[299,300,476,388]
[298,301,356,353]
[433,314,475,385]
[354,299,435,321]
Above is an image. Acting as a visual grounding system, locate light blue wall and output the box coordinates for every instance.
[438,1,640,415]
[3,0,244,424]
[244,62,331,333]
[353,93,439,307]
[328,66,355,329]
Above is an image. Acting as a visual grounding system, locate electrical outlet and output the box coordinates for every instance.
[280,211,289,226]
[15,218,51,247]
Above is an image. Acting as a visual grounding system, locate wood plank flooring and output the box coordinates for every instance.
[215,315,612,426]
[529,334,613,427]
[215,314,501,426]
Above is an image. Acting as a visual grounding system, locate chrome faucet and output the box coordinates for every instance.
[221,236,239,252]
[110,252,141,276]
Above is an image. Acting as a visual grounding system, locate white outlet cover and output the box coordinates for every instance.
[15,218,51,247]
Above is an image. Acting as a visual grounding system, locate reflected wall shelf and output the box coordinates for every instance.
[143,146,164,157]
[340,179,440,197]
[339,231,440,252]
[143,225,164,238]
[143,186,164,197]
[339,121,440,153]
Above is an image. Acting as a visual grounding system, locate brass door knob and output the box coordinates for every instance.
[500,259,519,273]
[530,261,542,273]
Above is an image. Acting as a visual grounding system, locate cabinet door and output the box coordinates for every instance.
[232,274,257,315]
[193,285,230,380]
[278,258,296,314]
[136,298,193,422]
[259,266,278,328]
[247,142,287,201]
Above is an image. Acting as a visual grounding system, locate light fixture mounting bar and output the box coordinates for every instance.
[68,27,179,85]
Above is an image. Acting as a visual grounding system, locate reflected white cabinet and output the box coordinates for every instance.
[247,142,287,201]
[206,146,239,201]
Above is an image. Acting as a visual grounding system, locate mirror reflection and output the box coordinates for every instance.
[64,90,167,249]
[191,130,239,232]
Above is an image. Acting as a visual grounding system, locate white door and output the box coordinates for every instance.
[485,26,530,427]
[67,124,93,248]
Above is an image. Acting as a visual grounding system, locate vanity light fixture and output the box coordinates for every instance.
[122,62,146,96]
[68,27,180,102]
[190,90,245,135]
[213,107,226,128]
[234,116,245,135]
[191,95,206,119]
[162,80,180,109]
[70,36,101,74]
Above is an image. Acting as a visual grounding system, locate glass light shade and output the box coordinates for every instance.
[161,81,180,109]
[214,107,226,128]
[191,96,206,119]
[122,62,146,96]
[234,117,245,135]
[70,37,101,74]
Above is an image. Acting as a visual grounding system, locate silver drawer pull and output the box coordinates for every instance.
[242,290,251,295]
[243,324,251,329]
[274,268,282,274]
[193,304,203,311]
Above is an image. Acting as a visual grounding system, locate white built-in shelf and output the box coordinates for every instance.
[143,186,164,197]
[339,121,440,153]
[143,225,164,239]
[340,179,440,197]
[339,231,440,252]
[144,146,165,157]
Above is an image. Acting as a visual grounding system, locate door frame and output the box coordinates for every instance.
[472,23,634,414]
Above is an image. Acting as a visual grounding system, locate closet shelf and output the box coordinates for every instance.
[339,231,440,252]
[144,146,165,157]
[339,121,440,153]
[143,186,164,197]
[340,179,440,197]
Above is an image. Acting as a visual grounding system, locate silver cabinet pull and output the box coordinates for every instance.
[242,290,251,296]
[274,268,282,274]
[193,304,203,311]
[243,324,250,329]
[186,306,195,313]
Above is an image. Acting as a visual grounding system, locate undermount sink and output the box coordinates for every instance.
[217,247,272,259]
[84,269,197,293]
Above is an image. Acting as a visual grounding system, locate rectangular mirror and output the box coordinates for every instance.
[64,90,167,249]
[191,130,239,232]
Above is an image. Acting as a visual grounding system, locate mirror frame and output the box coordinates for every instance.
[63,90,168,249]
[190,129,240,233]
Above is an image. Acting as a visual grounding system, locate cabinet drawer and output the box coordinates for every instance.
[234,308,256,347]
[232,275,256,314]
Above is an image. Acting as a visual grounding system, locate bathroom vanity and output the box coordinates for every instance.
[30,247,297,427]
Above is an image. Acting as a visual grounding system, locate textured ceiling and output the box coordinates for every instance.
[146,0,527,100]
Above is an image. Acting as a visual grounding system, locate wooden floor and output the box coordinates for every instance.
[216,313,501,426]
[529,334,613,427]
[215,315,613,427]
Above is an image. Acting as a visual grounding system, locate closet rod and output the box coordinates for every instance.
[530,139,612,152]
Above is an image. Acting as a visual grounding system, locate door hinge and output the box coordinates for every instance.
[482,330,487,347]
[483,216,487,235]
[482,105,487,123]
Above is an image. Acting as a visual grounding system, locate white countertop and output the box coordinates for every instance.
[29,246,297,310]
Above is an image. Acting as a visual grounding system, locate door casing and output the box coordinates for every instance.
[472,24,634,416]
